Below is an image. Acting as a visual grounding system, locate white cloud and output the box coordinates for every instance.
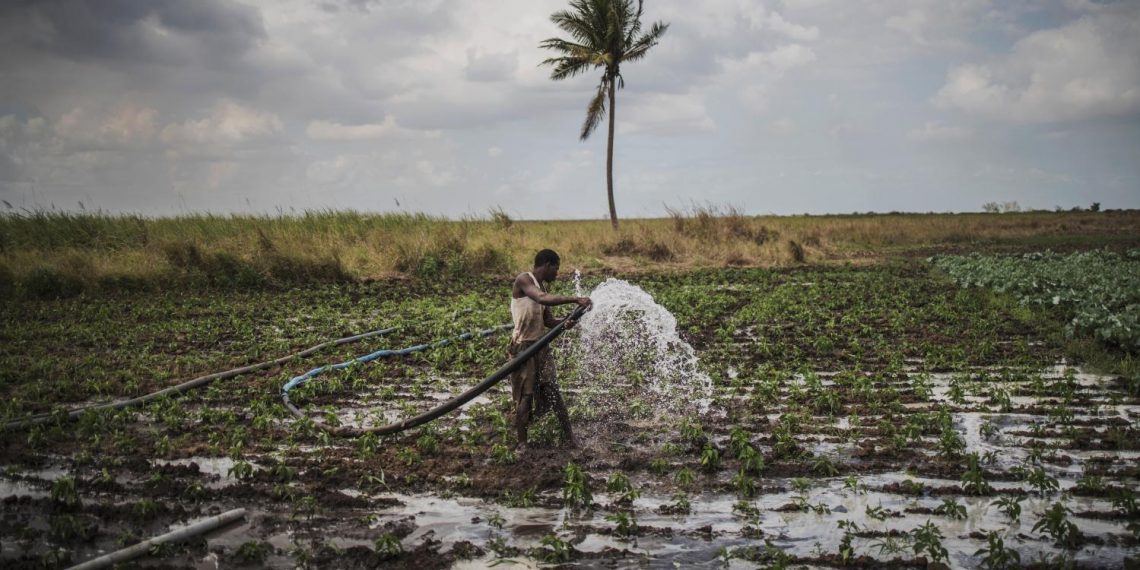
[618,93,715,136]
[767,11,820,41]
[721,44,817,75]
[306,154,359,185]
[464,48,518,82]
[771,117,798,135]
[906,121,972,142]
[160,101,283,146]
[487,146,503,157]
[306,116,400,140]
[934,8,1140,123]
[55,105,159,149]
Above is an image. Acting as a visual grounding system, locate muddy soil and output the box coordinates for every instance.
[1,264,1138,569]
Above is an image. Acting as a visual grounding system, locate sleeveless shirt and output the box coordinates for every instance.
[510,272,546,343]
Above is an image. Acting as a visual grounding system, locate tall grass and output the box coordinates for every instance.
[1,207,1137,298]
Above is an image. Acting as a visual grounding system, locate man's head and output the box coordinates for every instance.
[533,249,561,282]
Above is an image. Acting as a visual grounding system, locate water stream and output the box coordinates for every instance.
[560,277,713,425]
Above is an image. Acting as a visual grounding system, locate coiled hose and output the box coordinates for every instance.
[283,305,587,437]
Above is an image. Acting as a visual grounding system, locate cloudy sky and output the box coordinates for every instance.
[1,0,1137,218]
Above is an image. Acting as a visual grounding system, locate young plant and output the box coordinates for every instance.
[674,467,697,487]
[937,426,965,459]
[738,442,766,474]
[490,443,517,465]
[234,541,273,564]
[910,520,948,564]
[974,531,1020,570]
[538,534,573,563]
[961,453,994,495]
[666,491,691,515]
[374,533,403,560]
[228,460,255,481]
[810,454,839,477]
[934,498,967,520]
[985,496,1020,524]
[731,470,756,499]
[729,426,751,457]
[606,472,640,504]
[50,475,81,508]
[1026,466,1059,495]
[699,445,721,473]
[606,511,638,538]
[1032,502,1081,549]
[1112,488,1138,516]
[836,520,859,565]
[562,462,593,510]
[501,487,536,508]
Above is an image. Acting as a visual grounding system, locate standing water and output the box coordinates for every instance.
[559,277,712,426]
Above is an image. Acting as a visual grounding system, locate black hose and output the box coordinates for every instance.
[285,305,587,437]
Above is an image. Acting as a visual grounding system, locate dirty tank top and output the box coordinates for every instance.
[511,272,546,343]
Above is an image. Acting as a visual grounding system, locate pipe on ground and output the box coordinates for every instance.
[66,508,246,570]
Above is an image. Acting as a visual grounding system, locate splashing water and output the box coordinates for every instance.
[559,278,712,425]
[572,268,583,296]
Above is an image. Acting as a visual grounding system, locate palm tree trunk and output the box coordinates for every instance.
[606,76,618,230]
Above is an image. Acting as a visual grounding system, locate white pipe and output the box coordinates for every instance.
[66,508,247,570]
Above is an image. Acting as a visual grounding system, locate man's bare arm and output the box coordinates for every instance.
[518,275,591,308]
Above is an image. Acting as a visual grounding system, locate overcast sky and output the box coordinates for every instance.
[1,0,1137,218]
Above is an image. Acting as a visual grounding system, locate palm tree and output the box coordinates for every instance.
[540,0,668,229]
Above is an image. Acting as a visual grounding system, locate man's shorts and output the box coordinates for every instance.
[508,341,555,417]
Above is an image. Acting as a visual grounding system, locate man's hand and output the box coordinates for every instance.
[575,296,592,309]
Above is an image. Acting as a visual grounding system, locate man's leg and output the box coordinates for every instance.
[539,350,576,447]
[515,395,532,446]
[545,382,576,447]
[510,342,537,448]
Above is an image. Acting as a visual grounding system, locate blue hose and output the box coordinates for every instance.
[280,323,511,394]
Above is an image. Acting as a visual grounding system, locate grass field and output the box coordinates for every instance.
[2,208,1139,299]
[1,212,1138,568]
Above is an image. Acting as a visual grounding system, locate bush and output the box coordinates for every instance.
[0,261,13,297]
[393,230,509,278]
[162,240,205,271]
[601,236,674,261]
[22,266,84,299]
[267,253,350,284]
[787,240,805,263]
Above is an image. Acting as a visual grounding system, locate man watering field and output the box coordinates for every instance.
[509,249,591,449]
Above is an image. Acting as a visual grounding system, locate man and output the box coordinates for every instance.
[509,249,591,449]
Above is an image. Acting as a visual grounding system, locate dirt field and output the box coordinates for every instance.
[1,259,1137,568]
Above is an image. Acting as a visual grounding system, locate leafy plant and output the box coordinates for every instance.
[934,498,967,520]
[991,496,1024,522]
[538,534,573,563]
[50,475,81,508]
[910,520,948,564]
[490,443,517,465]
[374,533,403,560]
[605,471,640,504]
[1032,502,1081,549]
[699,445,721,473]
[1026,466,1059,495]
[731,470,756,499]
[234,540,273,564]
[674,467,696,487]
[606,510,638,538]
[975,531,1020,570]
[563,462,593,509]
[667,491,691,515]
[961,452,993,495]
